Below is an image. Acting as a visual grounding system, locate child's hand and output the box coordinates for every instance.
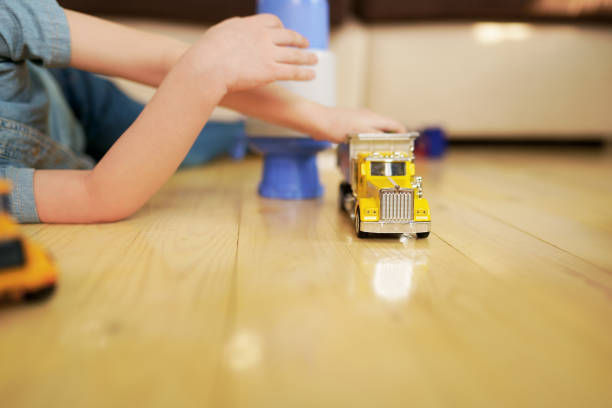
[189,14,318,94]
[311,107,407,143]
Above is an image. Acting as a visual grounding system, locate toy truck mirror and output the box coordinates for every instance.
[414,176,424,198]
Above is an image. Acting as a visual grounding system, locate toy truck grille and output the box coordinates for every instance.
[380,189,414,221]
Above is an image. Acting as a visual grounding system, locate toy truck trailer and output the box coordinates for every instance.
[337,133,431,238]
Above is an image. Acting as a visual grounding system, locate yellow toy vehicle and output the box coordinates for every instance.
[337,133,431,238]
[0,180,57,301]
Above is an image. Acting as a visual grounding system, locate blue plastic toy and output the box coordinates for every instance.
[258,0,329,49]
[416,127,448,158]
[249,0,332,199]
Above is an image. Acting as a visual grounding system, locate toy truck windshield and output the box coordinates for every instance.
[2,194,9,213]
[370,161,406,177]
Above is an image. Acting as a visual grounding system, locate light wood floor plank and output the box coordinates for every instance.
[427,149,612,269]
[2,148,611,407]
[212,151,612,408]
[450,149,612,225]
[0,163,241,408]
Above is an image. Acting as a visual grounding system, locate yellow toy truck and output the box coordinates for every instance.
[0,180,57,301]
[337,133,431,238]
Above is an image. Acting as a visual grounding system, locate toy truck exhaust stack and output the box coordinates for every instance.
[337,133,431,238]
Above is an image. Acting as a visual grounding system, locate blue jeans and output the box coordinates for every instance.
[48,68,245,166]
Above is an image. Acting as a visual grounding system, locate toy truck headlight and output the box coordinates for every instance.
[363,207,379,221]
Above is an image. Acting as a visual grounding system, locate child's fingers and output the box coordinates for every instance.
[377,119,406,134]
[274,64,316,81]
[250,13,284,28]
[272,28,310,48]
[329,133,350,143]
[276,48,318,66]
[359,128,382,137]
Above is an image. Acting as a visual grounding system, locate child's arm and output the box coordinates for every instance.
[65,9,189,87]
[35,13,316,223]
[219,85,406,142]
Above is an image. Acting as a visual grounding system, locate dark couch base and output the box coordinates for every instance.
[58,0,612,27]
[354,0,612,23]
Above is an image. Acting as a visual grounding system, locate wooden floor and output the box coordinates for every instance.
[2,146,612,407]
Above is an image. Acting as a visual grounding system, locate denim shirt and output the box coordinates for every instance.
[0,0,93,223]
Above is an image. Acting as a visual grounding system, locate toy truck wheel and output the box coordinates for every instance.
[24,283,56,302]
[355,208,367,238]
[416,232,430,239]
[338,182,352,211]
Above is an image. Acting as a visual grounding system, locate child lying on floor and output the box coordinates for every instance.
[0,0,405,223]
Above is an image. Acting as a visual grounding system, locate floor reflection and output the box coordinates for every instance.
[224,330,263,372]
[368,247,430,303]
[257,198,323,236]
[373,258,415,302]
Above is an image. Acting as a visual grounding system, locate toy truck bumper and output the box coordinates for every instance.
[360,221,430,234]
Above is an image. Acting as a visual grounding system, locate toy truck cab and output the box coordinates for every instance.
[0,181,24,265]
[0,180,57,301]
[337,133,431,238]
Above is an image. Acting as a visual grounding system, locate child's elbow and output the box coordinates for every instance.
[86,189,144,224]
[83,173,149,224]
[92,206,136,223]
[90,200,143,223]
[35,170,146,224]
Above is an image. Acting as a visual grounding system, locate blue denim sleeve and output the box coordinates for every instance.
[0,165,39,223]
[0,0,71,67]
